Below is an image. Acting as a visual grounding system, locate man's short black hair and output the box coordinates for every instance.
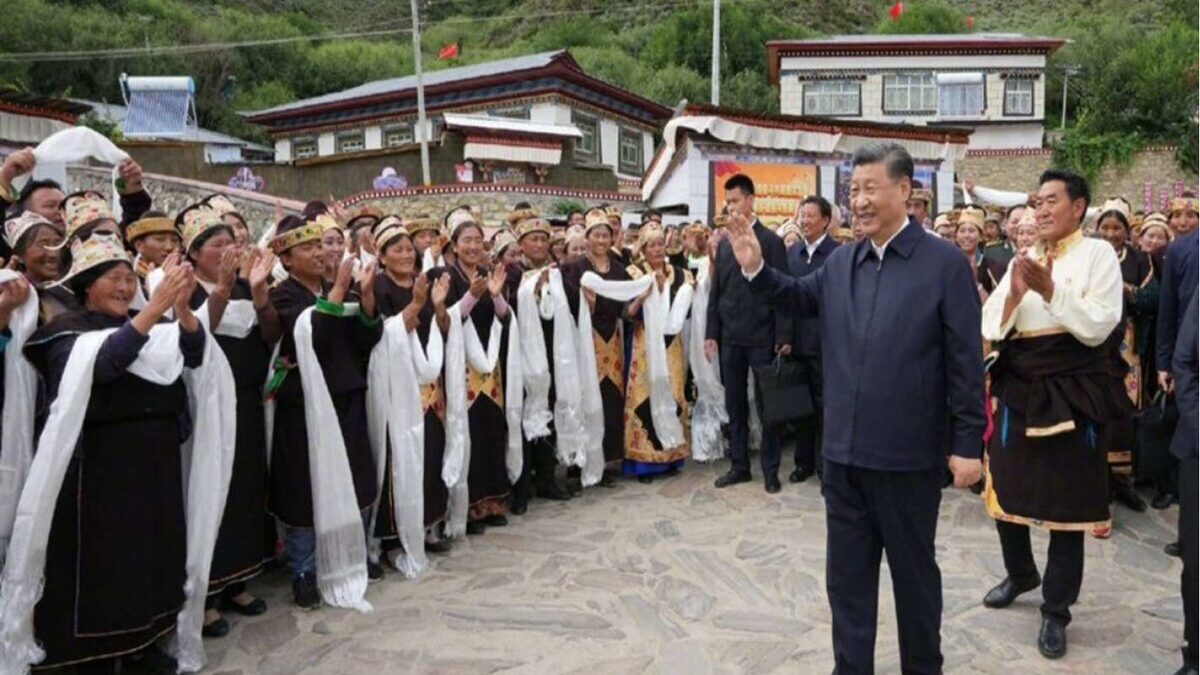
[17,179,63,207]
[1039,168,1091,214]
[851,143,914,184]
[724,174,755,196]
[800,195,832,221]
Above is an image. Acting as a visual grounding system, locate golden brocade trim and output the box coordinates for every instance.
[1107,451,1132,464]
[467,364,503,408]
[1025,420,1076,437]
[124,217,175,242]
[420,379,445,419]
[269,223,324,254]
[623,323,689,464]
[982,458,1111,532]
[1012,326,1068,340]
[594,328,624,391]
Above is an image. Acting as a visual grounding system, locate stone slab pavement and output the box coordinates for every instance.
[196,459,1186,675]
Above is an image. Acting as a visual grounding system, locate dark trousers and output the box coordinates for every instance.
[995,520,1084,624]
[515,434,558,497]
[823,460,944,675]
[721,343,780,477]
[791,353,823,473]
[1182,454,1198,666]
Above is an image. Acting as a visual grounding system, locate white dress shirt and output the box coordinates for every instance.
[802,233,827,263]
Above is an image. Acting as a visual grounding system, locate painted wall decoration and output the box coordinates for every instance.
[373,167,408,190]
[709,160,817,227]
[227,166,264,192]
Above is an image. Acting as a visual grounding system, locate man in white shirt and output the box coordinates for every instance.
[980,168,1125,661]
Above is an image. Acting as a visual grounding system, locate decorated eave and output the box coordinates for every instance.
[0,89,91,125]
[338,182,639,210]
[766,34,1067,84]
[241,50,672,136]
[444,112,582,165]
[641,102,972,203]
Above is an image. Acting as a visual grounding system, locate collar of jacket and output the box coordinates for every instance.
[854,216,922,266]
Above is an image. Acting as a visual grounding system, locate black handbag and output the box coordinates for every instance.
[752,355,815,427]
[1137,391,1179,479]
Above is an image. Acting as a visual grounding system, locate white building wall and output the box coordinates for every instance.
[274,138,292,163]
[599,118,619,172]
[204,145,243,164]
[317,132,335,157]
[968,123,1045,150]
[780,53,1045,72]
[364,126,382,150]
[643,131,654,174]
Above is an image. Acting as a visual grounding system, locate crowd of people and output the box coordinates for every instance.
[0,134,1193,675]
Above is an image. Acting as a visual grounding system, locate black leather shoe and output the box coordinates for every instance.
[714,470,752,488]
[511,494,528,515]
[983,575,1041,608]
[292,573,321,610]
[788,467,814,484]
[638,475,654,484]
[367,561,385,583]
[536,484,572,501]
[1153,491,1178,509]
[425,538,452,554]
[483,514,508,527]
[1166,541,1182,557]
[764,474,782,494]
[220,595,267,616]
[1113,480,1147,512]
[1037,617,1067,659]
[466,521,486,536]
[202,616,230,638]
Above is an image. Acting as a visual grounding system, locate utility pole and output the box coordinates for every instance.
[410,0,431,186]
[710,0,720,106]
[1060,66,1079,129]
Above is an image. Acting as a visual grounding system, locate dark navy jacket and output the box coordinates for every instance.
[707,220,792,348]
[1171,293,1198,461]
[786,235,840,357]
[749,218,986,471]
[1156,229,1199,372]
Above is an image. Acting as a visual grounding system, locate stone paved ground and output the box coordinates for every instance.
[201,459,1186,675]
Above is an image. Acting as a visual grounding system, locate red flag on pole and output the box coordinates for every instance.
[965,16,975,27]
[438,42,459,59]
[889,2,903,19]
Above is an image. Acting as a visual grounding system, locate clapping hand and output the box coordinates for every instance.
[0,276,31,328]
[411,272,430,308]
[216,246,240,296]
[248,248,276,295]
[1014,251,1054,303]
[467,268,488,299]
[117,158,144,193]
[431,273,450,308]
[486,263,506,297]
[356,259,378,317]
[328,257,356,304]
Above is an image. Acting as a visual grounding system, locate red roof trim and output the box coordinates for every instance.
[766,37,1065,84]
[0,100,79,125]
[682,102,971,144]
[462,132,562,149]
[339,182,638,208]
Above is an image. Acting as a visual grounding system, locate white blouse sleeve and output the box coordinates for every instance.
[980,260,1018,341]
[1044,244,1123,347]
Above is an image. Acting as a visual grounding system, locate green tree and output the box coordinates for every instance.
[721,69,776,113]
[874,1,970,34]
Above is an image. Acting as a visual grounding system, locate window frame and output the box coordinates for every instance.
[1003,78,1035,117]
[572,111,600,163]
[292,137,317,159]
[336,131,365,154]
[882,72,937,114]
[801,80,861,117]
[488,104,531,119]
[384,123,414,147]
[617,127,643,175]
[937,78,987,118]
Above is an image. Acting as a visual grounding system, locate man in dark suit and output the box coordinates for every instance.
[724,144,985,674]
[1173,293,1198,675]
[785,195,838,484]
[1155,228,1199,511]
[704,173,793,493]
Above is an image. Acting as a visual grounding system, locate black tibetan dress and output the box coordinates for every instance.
[23,311,203,668]
[563,255,631,464]
[189,280,273,593]
[437,264,510,521]
[267,277,381,529]
[372,273,449,538]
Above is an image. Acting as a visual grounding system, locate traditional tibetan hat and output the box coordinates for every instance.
[403,214,441,237]
[584,207,611,234]
[177,205,228,252]
[830,227,855,243]
[682,220,709,238]
[712,214,729,228]
[312,213,341,233]
[203,194,244,224]
[909,188,933,204]
[125,214,177,243]
[445,206,481,238]
[54,232,131,287]
[506,205,538,228]
[269,216,325,254]
[1138,212,1174,241]
[61,190,114,239]
[515,216,553,241]
[933,212,953,228]
[1169,196,1199,214]
[605,205,623,221]
[346,212,381,235]
[957,206,985,230]
[491,230,518,260]
[4,211,54,249]
[1098,198,1132,223]
[1017,205,1037,228]
[777,221,802,241]
[373,215,410,253]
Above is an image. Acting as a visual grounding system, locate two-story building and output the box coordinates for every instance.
[766,34,1066,150]
[241,50,671,192]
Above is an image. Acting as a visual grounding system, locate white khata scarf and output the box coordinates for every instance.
[517,269,587,467]
[365,314,444,578]
[576,270,690,485]
[264,305,372,613]
[686,266,727,462]
[0,322,236,674]
[442,297,522,538]
[32,127,129,220]
[0,270,39,565]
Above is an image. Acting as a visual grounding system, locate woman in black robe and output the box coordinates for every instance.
[177,204,282,636]
[562,210,630,487]
[432,215,512,535]
[266,216,383,608]
[22,234,204,674]
[371,217,454,556]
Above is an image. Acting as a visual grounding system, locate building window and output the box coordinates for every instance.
[883,73,936,113]
[618,128,642,175]
[293,137,317,159]
[385,124,413,147]
[488,104,530,119]
[937,73,986,117]
[337,132,365,153]
[802,80,860,116]
[572,111,599,162]
[1004,78,1035,116]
